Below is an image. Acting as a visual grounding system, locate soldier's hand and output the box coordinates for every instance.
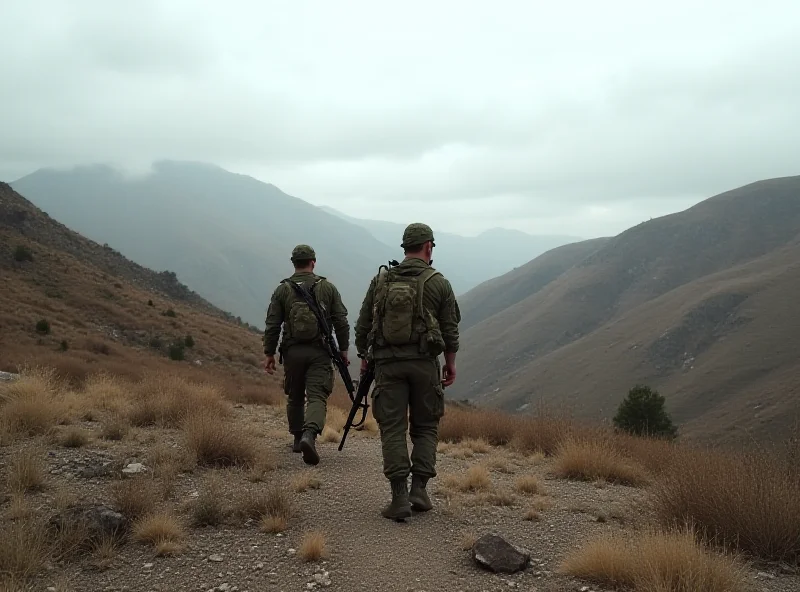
[340,350,350,366]
[264,355,276,374]
[442,361,456,387]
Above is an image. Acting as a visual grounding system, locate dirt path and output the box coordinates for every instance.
[7,403,800,592]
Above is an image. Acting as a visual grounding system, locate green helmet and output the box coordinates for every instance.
[291,244,316,262]
[401,223,435,249]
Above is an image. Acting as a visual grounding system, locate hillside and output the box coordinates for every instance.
[450,175,800,444]
[10,161,397,330]
[0,181,277,395]
[320,206,581,295]
[457,237,611,331]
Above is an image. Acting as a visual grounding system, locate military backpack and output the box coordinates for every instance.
[368,264,446,357]
[282,277,323,344]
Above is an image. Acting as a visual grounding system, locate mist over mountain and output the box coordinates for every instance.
[319,206,581,295]
[11,161,397,330]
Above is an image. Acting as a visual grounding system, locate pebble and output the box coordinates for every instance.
[208,554,224,563]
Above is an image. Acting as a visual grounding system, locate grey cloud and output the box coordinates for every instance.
[1,0,799,237]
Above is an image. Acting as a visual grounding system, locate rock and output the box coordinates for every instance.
[0,371,18,382]
[50,504,128,541]
[122,462,146,474]
[471,534,531,574]
[208,554,224,562]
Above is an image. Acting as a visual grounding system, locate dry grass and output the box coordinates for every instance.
[523,508,541,521]
[552,436,649,486]
[0,515,50,583]
[235,485,294,526]
[514,474,545,495]
[441,464,492,493]
[297,531,327,562]
[7,447,46,493]
[82,372,130,415]
[651,443,800,562]
[559,525,748,592]
[128,373,230,428]
[0,366,66,438]
[100,417,129,441]
[110,476,162,520]
[459,532,478,550]
[59,426,90,448]
[439,403,584,455]
[132,510,186,554]
[320,426,340,443]
[182,409,268,468]
[261,515,289,534]
[291,471,322,493]
[191,474,227,527]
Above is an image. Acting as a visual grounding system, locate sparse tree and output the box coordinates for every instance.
[613,384,677,439]
[14,245,33,262]
[184,335,195,348]
[168,341,185,361]
[35,319,50,335]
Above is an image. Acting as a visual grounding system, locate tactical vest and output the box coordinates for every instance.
[367,265,446,360]
[282,277,323,345]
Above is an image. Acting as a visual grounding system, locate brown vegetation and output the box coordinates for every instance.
[559,525,748,592]
[297,531,327,562]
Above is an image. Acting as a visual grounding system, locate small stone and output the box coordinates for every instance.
[472,534,531,574]
[756,572,775,579]
[144,563,154,569]
[208,554,224,562]
[288,548,297,555]
[254,563,264,571]
[122,462,146,474]
[218,584,230,591]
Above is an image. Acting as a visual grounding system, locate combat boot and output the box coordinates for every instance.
[299,430,319,466]
[381,478,412,521]
[291,432,302,453]
[409,475,432,512]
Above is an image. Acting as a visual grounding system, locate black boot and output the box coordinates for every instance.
[409,475,432,512]
[381,478,412,521]
[299,430,319,466]
[291,432,302,453]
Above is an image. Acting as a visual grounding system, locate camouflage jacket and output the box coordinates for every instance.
[262,271,350,355]
[355,257,461,360]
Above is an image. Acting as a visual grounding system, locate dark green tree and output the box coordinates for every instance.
[613,384,677,439]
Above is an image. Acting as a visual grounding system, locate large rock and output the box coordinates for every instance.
[471,533,531,574]
[0,371,18,382]
[49,504,128,541]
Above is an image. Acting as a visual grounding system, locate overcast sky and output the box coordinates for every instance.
[2,0,799,238]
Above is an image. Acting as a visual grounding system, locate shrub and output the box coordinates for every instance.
[613,384,677,439]
[163,308,177,318]
[184,334,195,348]
[35,319,50,335]
[168,340,185,361]
[13,244,33,262]
[60,339,69,351]
[147,299,154,306]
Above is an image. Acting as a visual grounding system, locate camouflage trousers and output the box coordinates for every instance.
[282,344,333,435]
[371,357,445,482]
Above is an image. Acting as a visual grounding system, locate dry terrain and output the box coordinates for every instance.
[450,175,800,445]
[2,368,799,592]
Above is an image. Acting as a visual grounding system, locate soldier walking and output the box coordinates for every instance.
[354,223,461,520]
[263,245,351,466]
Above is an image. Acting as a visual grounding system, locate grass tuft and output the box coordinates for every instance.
[297,531,327,562]
[552,436,649,486]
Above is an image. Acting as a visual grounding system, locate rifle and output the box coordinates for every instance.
[337,258,400,450]
[281,279,358,402]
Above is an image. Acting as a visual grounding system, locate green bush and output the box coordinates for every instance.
[13,245,33,262]
[60,340,69,351]
[613,384,677,439]
[35,319,50,335]
[184,334,195,348]
[163,308,177,318]
[168,341,185,361]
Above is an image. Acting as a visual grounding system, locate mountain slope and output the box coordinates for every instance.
[450,175,800,444]
[457,237,611,331]
[320,206,582,295]
[11,162,397,329]
[0,181,276,393]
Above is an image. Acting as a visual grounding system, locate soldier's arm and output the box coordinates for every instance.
[263,286,285,356]
[354,275,377,356]
[437,277,461,354]
[326,282,350,352]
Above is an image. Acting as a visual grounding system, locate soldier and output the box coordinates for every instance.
[263,244,350,466]
[354,223,461,520]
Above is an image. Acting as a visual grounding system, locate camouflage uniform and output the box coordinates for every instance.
[263,244,350,465]
[355,224,461,519]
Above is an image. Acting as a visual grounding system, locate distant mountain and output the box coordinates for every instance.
[319,206,582,296]
[11,161,397,330]
[449,175,800,445]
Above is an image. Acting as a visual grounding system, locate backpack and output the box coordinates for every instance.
[369,265,445,356]
[283,277,323,343]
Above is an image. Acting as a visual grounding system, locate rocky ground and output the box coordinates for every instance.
[3,398,799,592]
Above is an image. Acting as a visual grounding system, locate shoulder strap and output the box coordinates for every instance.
[416,267,441,314]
